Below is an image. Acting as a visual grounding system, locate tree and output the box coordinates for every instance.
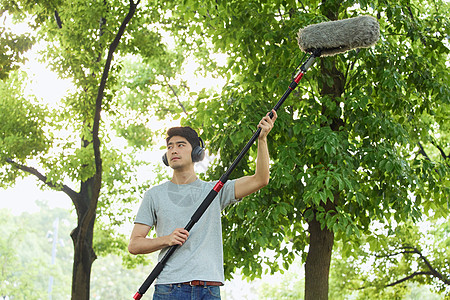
[0,1,139,296]
[0,0,191,298]
[153,0,449,298]
[330,219,449,299]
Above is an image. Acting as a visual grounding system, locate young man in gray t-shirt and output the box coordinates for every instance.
[128,110,277,299]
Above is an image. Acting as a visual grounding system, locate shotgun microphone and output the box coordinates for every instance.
[297,15,380,56]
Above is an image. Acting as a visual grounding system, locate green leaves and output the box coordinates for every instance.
[170,0,450,290]
[0,72,51,164]
[0,26,34,80]
[333,219,450,298]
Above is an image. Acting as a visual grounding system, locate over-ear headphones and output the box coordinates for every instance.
[162,137,205,166]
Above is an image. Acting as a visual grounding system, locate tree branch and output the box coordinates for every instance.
[165,78,189,116]
[5,158,79,201]
[417,141,431,161]
[298,1,307,12]
[277,8,285,25]
[54,10,63,29]
[92,0,139,174]
[375,248,416,259]
[377,246,450,286]
[343,49,360,93]
[418,139,449,168]
[386,271,434,287]
[405,6,427,46]
[411,246,450,285]
[86,0,140,227]
[430,139,449,165]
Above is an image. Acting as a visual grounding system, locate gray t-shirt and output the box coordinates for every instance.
[134,179,239,285]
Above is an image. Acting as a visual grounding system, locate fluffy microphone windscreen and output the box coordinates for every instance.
[297,16,380,57]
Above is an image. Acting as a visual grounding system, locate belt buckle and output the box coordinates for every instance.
[189,281,196,286]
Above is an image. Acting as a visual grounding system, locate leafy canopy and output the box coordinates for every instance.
[155,0,450,289]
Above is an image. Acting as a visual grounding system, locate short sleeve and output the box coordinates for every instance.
[134,189,157,227]
[218,179,241,210]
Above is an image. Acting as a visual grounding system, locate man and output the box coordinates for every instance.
[128,110,277,299]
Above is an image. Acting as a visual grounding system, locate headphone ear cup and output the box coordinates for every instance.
[198,148,205,162]
[192,137,205,163]
[191,146,205,162]
[162,153,169,166]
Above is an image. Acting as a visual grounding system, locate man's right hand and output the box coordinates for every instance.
[166,228,189,246]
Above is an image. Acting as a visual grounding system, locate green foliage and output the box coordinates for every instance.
[331,219,449,298]
[0,72,52,186]
[0,205,72,299]
[0,21,34,79]
[0,0,193,247]
[111,52,189,148]
[0,1,197,296]
[0,205,156,299]
[159,0,449,294]
[0,72,51,160]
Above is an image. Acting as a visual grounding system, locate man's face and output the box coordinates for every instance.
[166,136,193,169]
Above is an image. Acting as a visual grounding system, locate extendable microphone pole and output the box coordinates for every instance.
[133,53,318,300]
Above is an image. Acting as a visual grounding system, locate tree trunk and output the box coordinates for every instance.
[67,2,138,298]
[305,213,335,300]
[70,220,96,300]
[304,0,344,295]
[70,177,99,300]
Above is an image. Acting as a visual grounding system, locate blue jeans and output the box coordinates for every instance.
[152,284,221,300]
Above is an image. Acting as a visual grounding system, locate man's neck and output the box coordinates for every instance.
[171,169,197,185]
